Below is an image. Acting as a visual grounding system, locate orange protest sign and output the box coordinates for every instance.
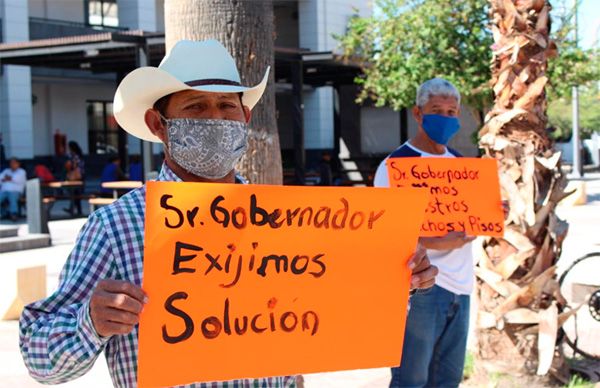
[138,181,427,387]
[386,157,504,237]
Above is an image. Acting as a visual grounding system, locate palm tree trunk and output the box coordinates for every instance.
[476,0,571,382]
[164,0,282,184]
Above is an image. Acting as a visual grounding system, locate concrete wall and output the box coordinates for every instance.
[360,106,401,154]
[118,0,156,30]
[28,0,85,23]
[27,0,45,19]
[31,80,116,156]
[155,0,164,32]
[303,88,334,149]
[298,0,370,52]
[1,66,34,159]
[1,0,34,159]
[31,83,50,156]
[32,78,160,158]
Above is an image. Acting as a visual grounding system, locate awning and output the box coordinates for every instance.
[0,30,164,73]
[0,30,361,85]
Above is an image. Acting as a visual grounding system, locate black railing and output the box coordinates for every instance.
[29,17,127,40]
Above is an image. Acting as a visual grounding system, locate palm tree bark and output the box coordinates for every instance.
[164,0,282,184]
[476,0,571,381]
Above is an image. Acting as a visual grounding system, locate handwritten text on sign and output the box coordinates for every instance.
[138,182,428,387]
[386,157,504,237]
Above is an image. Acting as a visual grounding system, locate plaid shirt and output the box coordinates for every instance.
[20,163,297,388]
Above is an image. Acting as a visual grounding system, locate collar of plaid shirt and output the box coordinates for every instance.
[19,162,296,388]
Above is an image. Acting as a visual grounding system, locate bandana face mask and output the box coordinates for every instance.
[163,117,248,179]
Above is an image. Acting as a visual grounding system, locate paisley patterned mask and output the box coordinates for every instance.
[164,118,248,179]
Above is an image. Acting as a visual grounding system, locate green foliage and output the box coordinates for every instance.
[547,46,599,101]
[548,84,600,140]
[336,0,493,111]
[337,0,599,112]
[564,374,594,388]
[462,351,474,380]
[546,1,600,101]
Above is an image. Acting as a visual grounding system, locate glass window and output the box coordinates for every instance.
[87,0,118,27]
[87,101,119,154]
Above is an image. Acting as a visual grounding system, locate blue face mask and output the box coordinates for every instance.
[421,114,460,145]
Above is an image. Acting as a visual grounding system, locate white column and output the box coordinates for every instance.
[0,0,34,159]
[303,88,334,149]
[298,0,324,52]
[117,0,157,31]
[299,0,371,53]
[298,0,371,150]
[298,0,328,150]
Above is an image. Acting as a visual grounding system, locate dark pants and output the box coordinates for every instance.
[65,188,82,215]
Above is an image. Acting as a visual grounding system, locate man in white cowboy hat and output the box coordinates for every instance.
[20,39,436,387]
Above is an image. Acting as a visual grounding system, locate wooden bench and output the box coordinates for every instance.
[88,197,116,212]
[51,193,93,201]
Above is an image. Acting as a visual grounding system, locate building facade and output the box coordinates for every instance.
[0,0,479,182]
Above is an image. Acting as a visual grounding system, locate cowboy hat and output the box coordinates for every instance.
[113,39,269,142]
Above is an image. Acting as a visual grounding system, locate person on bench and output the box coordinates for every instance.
[0,157,26,221]
[100,156,125,197]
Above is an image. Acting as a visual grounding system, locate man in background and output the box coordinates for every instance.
[0,157,27,221]
[375,78,474,388]
[99,156,125,196]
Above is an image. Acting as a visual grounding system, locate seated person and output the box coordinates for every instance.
[0,158,27,221]
[34,164,56,183]
[128,155,143,181]
[100,156,125,196]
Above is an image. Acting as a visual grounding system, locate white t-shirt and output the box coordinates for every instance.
[374,142,474,295]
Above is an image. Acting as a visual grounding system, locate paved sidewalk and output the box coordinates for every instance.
[556,174,600,273]
[1,174,598,388]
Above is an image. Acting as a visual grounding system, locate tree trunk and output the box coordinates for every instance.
[164,0,282,184]
[476,0,571,382]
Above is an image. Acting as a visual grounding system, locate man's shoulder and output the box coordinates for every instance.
[388,143,422,158]
[94,186,146,222]
[447,147,463,157]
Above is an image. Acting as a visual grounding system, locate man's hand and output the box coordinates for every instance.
[419,231,475,251]
[408,244,438,290]
[89,279,148,337]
